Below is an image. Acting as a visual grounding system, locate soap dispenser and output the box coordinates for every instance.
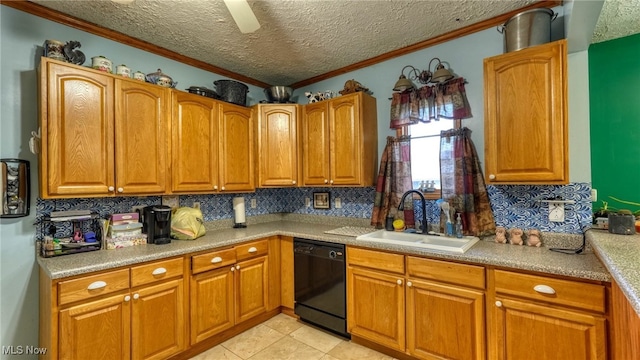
[455,213,463,238]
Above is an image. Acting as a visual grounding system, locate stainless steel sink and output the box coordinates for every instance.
[355,230,479,253]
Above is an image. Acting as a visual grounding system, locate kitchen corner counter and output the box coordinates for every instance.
[588,229,640,316]
[38,220,610,285]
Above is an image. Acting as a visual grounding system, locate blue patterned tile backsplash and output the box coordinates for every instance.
[36,183,592,234]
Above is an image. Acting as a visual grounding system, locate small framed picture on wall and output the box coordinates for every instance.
[313,192,330,209]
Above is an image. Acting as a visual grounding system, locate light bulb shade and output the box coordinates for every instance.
[393,75,415,92]
[431,64,454,83]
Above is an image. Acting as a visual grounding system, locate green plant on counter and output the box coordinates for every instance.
[593,196,640,219]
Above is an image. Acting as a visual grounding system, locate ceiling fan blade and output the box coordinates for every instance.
[223,0,260,34]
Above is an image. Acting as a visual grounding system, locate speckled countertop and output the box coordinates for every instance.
[587,229,640,315]
[38,220,610,285]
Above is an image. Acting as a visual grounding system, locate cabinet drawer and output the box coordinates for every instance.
[58,268,130,306]
[493,270,605,313]
[131,257,184,287]
[347,247,404,275]
[407,256,485,289]
[235,240,268,262]
[192,248,236,274]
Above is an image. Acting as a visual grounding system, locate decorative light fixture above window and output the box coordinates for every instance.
[392,58,455,91]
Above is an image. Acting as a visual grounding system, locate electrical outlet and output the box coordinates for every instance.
[305,197,310,207]
[591,189,598,202]
[193,202,200,209]
[549,202,565,222]
[335,197,342,208]
[131,205,145,213]
[162,195,179,209]
[250,199,257,208]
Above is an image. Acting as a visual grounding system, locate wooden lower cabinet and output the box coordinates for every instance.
[59,293,131,360]
[611,280,640,359]
[407,279,485,359]
[189,240,270,345]
[491,298,606,359]
[131,279,185,360]
[347,266,405,351]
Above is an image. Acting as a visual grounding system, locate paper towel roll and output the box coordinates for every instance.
[233,197,246,225]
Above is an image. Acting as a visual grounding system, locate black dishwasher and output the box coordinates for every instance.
[293,238,349,338]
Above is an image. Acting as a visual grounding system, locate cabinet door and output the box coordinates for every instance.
[235,255,269,323]
[329,93,361,185]
[171,92,219,192]
[347,266,405,351]
[492,298,606,360]
[256,105,298,187]
[407,279,485,360]
[115,79,169,195]
[219,103,254,192]
[59,293,131,360]
[190,266,235,344]
[484,40,568,184]
[131,278,186,360]
[301,102,330,186]
[43,61,114,198]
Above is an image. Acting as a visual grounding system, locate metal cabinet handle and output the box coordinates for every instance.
[397,279,403,285]
[117,187,124,193]
[248,247,257,253]
[495,300,503,307]
[133,293,139,300]
[489,174,496,180]
[108,186,115,191]
[87,281,107,290]
[407,281,413,287]
[211,256,223,264]
[124,295,131,302]
[152,267,167,276]
[533,284,556,295]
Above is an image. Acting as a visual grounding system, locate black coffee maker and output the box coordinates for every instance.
[141,205,172,245]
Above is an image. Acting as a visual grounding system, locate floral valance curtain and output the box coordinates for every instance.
[390,77,472,129]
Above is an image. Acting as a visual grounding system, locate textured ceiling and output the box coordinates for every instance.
[592,0,640,43]
[29,0,639,86]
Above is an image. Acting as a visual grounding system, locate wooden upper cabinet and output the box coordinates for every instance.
[300,92,377,187]
[484,39,568,184]
[301,101,331,186]
[254,104,299,187]
[219,102,254,192]
[115,79,169,195]
[41,59,115,198]
[171,91,219,193]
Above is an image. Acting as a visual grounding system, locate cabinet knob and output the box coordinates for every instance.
[230,266,235,272]
[151,267,167,276]
[133,293,140,300]
[108,186,115,191]
[292,180,296,185]
[489,174,496,180]
[324,179,328,184]
[407,281,413,287]
[87,281,107,290]
[495,300,503,307]
[236,265,240,270]
[214,185,218,190]
[533,284,556,295]
[117,187,124,193]
[124,295,131,302]
[221,186,225,191]
[397,279,403,286]
[330,180,334,184]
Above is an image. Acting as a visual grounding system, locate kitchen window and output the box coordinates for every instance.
[407,119,461,198]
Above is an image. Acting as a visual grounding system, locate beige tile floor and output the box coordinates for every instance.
[190,314,397,360]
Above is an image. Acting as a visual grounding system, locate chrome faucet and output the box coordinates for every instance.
[398,190,429,234]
